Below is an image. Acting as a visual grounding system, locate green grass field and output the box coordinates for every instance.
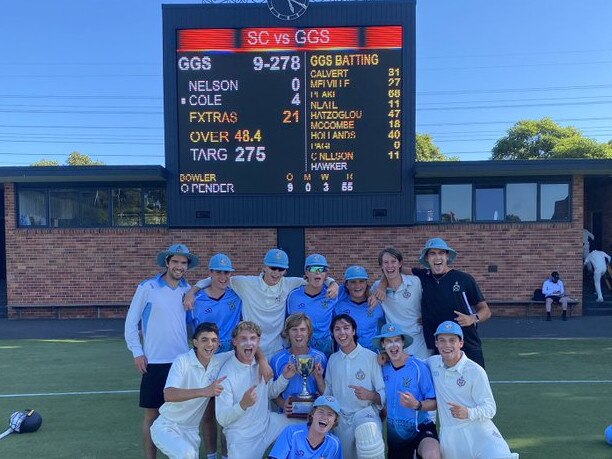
[0,338,611,458]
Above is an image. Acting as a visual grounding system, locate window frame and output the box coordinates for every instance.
[415,177,572,224]
[16,182,167,229]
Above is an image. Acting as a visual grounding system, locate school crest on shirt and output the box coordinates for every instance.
[297,302,306,310]
[402,290,411,299]
[453,282,460,292]
[355,369,366,380]
[402,376,412,388]
[295,450,305,456]
[228,300,236,311]
[457,376,466,387]
[366,308,374,318]
[322,299,329,309]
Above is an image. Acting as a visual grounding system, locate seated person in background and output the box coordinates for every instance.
[374,323,440,459]
[335,265,385,352]
[428,321,518,459]
[268,395,343,459]
[215,321,300,459]
[270,313,327,415]
[542,271,570,321]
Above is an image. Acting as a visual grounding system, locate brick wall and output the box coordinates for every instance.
[4,177,587,318]
[306,176,585,316]
[4,183,276,318]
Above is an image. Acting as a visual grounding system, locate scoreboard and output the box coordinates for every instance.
[163,1,415,226]
[177,26,402,195]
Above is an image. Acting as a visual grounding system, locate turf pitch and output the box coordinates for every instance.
[0,338,610,458]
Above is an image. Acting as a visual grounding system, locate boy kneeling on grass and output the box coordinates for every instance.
[151,322,269,459]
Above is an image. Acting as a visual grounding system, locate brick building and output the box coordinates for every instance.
[1,159,610,319]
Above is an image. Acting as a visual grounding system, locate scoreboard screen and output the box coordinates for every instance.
[176,26,402,195]
[163,1,415,227]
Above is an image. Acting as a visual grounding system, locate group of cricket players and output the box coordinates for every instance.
[125,239,520,459]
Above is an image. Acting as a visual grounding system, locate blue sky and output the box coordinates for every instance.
[0,0,611,165]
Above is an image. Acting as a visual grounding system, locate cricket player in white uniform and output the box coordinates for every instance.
[185,249,338,358]
[150,322,231,459]
[371,247,430,359]
[428,321,518,459]
[324,314,386,459]
[215,321,300,459]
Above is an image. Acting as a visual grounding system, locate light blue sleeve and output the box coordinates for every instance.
[267,425,292,459]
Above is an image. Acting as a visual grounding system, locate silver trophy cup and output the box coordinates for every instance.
[287,354,320,417]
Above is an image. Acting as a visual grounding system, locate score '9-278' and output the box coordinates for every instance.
[253,55,301,71]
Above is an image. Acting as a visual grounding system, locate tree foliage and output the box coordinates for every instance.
[66,151,105,166]
[30,151,105,166]
[416,133,459,161]
[31,159,60,166]
[492,118,612,160]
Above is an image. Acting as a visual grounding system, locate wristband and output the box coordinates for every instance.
[416,400,422,411]
[474,314,480,323]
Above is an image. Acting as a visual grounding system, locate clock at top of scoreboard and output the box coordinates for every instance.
[175,25,404,196]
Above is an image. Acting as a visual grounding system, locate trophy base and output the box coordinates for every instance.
[287,396,316,418]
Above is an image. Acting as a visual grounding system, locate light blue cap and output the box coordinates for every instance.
[434,321,464,339]
[263,248,289,269]
[208,253,235,272]
[313,395,341,414]
[344,265,369,281]
[304,253,328,269]
[373,322,413,349]
[419,238,457,268]
[156,244,199,269]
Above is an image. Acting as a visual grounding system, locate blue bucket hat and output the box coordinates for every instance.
[313,395,341,415]
[304,253,328,269]
[263,248,289,269]
[208,253,235,272]
[434,321,464,339]
[418,238,457,268]
[373,322,413,349]
[344,265,369,281]
[156,244,199,269]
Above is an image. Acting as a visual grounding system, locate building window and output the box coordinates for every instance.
[416,179,570,223]
[441,184,472,222]
[416,188,439,222]
[541,183,569,220]
[144,188,167,225]
[17,185,166,228]
[18,190,47,226]
[112,188,142,227]
[82,189,110,226]
[50,190,80,227]
[506,183,537,222]
[475,187,504,221]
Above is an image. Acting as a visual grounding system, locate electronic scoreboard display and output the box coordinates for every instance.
[177,26,402,195]
[163,1,415,227]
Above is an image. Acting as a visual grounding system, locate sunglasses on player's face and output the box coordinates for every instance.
[268,266,286,272]
[307,266,327,273]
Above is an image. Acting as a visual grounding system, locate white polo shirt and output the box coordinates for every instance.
[373,274,429,359]
[158,349,232,427]
[427,353,496,429]
[324,344,386,416]
[215,354,290,442]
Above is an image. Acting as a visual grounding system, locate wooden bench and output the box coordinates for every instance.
[488,298,579,320]
[9,303,129,319]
